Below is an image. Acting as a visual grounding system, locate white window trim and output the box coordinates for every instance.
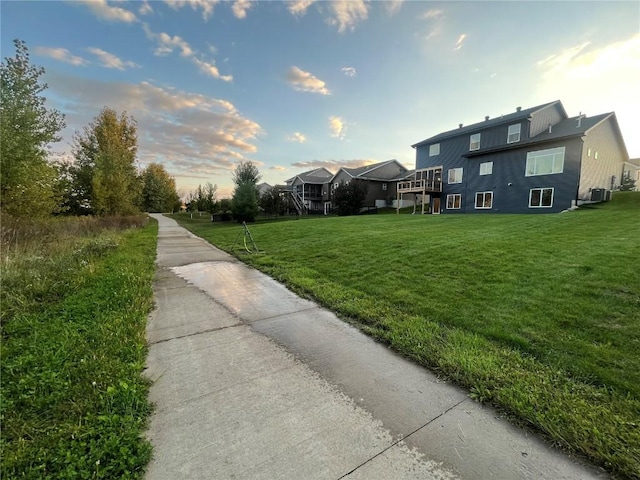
[429,143,440,157]
[446,194,461,209]
[470,133,481,151]
[529,187,554,208]
[507,124,521,144]
[448,167,463,184]
[475,191,493,209]
[479,161,493,176]
[525,146,565,177]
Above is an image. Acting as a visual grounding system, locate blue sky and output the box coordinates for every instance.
[2,1,639,198]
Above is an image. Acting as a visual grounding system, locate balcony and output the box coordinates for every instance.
[397,179,442,193]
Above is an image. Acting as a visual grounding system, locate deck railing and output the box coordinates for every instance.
[397,179,442,193]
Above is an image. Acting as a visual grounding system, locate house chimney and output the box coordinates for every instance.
[577,111,585,128]
[459,123,463,129]
[516,106,522,112]
[485,116,490,121]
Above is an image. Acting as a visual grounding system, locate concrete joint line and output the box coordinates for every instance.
[148,323,244,345]
[336,397,469,479]
[247,305,322,324]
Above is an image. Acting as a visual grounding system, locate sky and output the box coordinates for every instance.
[2,1,639,198]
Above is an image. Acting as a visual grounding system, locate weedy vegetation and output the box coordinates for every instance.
[171,192,640,479]
[1,215,157,479]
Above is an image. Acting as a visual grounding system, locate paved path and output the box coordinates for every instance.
[144,214,606,479]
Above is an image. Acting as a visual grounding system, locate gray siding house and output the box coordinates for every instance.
[284,167,333,214]
[404,100,629,214]
[329,159,409,211]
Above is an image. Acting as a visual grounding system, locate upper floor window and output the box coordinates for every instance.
[429,143,440,156]
[526,147,565,176]
[479,161,493,175]
[507,124,521,144]
[448,167,463,184]
[470,133,481,151]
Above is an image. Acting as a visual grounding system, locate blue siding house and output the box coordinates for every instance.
[400,100,629,214]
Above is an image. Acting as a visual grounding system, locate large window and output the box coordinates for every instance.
[529,188,554,208]
[470,133,481,151]
[475,191,493,209]
[479,161,493,175]
[507,124,521,143]
[448,167,463,184]
[526,147,565,176]
[429,143,440,156]
[446,194,461,209]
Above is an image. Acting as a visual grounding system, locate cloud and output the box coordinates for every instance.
[286,66,330,95]
[33,47,88,66]
[77,0,137,23]
[421,9,443,19]
[231,0,253,19]
[385,0,404,16]
[454,34,467,51]
[270,165,287,171]
[328,0,368,33]
[143,24,232,81]
[288,0,315,16]
[87,47,138,70]
[139,1,153,15]
[535,34,640,156]
[165,0,219,20]
[341,66,357,77]
[288,132,307,143]
[291,159,374,169]
[192,57,233,81]
[329,116,346,139]
[46,72,262,186]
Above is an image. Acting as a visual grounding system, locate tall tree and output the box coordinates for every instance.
[141,163,180,212]
[259,186,284,217]
[231,161,261,222]
[71,107,140,216]
[0,39,66,216]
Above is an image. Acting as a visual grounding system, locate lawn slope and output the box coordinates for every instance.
[172,192,640,479]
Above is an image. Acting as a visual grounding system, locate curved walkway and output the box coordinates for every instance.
[144,214,606,479]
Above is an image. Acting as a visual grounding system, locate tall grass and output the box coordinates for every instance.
[1,214,156,479]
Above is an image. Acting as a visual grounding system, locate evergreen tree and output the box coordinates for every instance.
[231,161,261,222]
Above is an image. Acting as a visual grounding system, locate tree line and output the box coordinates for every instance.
[1,40,179,218]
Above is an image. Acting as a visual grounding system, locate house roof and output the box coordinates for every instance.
[411,100,565,148]
[285,167,334,184]
[464,112,629,160]
[627,158,640,167]
[332,159,409,182]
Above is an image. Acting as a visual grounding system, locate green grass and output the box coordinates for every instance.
[1,215,157,479]
[170,192,640,479]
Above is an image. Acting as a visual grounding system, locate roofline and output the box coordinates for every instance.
[463,132,585,158]
[584,112,630,160]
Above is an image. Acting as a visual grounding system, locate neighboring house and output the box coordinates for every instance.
[284,167,334,214]
[403,100,629,214]
[329,159,409,210]
[623,158,640,190]
[256,182,272,197]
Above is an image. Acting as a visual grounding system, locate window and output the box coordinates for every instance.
[479,161,493,175]
[429,143,440,156]
[507,124,521,143]
[446,194,461,209]
[526,147,565,176]
[595,151,599,160]
[382,183,387,191]
[470,133,481,151]
[587,148,592,157]
[475,191,493,209]
[448,167,463,184]
[529,188,554,208]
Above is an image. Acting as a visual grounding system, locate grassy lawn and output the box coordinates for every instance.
[171,192,640,479]
[1,216,157,479]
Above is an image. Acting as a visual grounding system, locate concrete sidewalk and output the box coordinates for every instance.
[144,214,606,479]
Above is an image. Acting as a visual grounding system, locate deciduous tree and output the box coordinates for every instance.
[141,163,180,212]
[332,180,369,216]
[71,107,140,216]
[0,39,66,216]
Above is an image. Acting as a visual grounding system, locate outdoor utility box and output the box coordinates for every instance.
[591,189,605,202]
